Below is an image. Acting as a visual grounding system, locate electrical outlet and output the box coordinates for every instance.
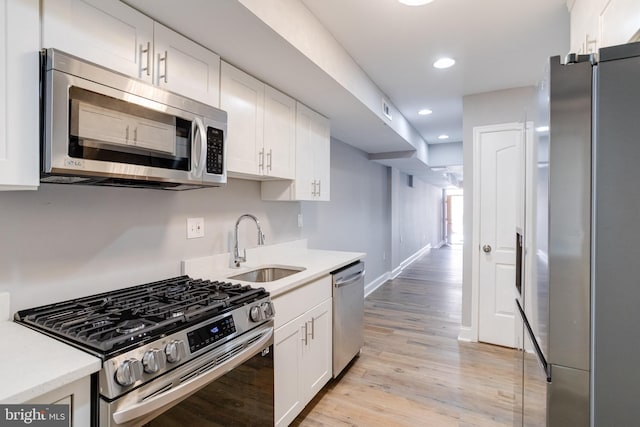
[187,217,205,239]
[297,213,303,228]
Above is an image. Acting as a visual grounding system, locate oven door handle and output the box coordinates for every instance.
[112,327,273,425]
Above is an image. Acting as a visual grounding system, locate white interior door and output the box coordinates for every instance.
[477,123,524,348]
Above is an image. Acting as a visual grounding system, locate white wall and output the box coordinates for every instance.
[0,138,442,314]
[461,86,537,328]
[390,169,443,269]
[0,179,301,312]
[301,138,391,283]
[429,141,463,167]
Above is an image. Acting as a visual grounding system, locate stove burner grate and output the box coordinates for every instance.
[14,275,269,356]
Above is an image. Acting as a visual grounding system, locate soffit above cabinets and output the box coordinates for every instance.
[123,0,472,186]
[123,0,423,156]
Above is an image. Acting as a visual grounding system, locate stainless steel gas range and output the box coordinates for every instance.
[14,276,275,426]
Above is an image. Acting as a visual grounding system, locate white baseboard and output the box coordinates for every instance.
[390,265,404,279]
[364,272,390,298]
[367,244,434,295]
[458,325,477,342]
[399,244,432,270]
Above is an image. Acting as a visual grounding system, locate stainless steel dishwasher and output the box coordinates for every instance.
[331,260,365,377]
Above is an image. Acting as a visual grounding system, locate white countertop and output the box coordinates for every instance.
[0,241,362,404]
[0,321,101,403]
[183,239,366,297]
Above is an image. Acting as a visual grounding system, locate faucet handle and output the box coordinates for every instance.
[258,231,265,246]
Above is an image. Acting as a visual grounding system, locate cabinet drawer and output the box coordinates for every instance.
[273,276,331,328]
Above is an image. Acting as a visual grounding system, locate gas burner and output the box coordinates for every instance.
[210,293,229,301]
[115,319,150,335]
[166,284,190,294]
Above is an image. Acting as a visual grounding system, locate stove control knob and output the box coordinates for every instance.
[142,348,167,373]
[165,340,187,363]
[115,359,143,387]
[261,302,275,318]
[250,305,264,322]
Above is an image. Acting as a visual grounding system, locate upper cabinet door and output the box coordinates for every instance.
[153,23,220,107]
[220,61,264,177]
[0,0,39,190]
[42,0,153,82]
[264,86,296,180]
[293,103,316,200]
[312,115,331,201]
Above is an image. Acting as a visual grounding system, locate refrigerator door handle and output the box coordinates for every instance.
[516,299,551,381]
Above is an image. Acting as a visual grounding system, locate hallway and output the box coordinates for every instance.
[293,246,518,426]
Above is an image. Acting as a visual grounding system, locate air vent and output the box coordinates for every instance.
[382,99,392,120]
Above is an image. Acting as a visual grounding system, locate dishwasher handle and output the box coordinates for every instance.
[334,270,365,288]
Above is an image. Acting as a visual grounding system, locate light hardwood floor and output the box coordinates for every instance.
[292,246,519,427]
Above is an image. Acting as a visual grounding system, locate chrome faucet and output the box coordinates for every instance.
[233,214,265,267]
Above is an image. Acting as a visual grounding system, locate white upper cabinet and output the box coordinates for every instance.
[220,61,295,180]
[569,0,640,53]
[42,0,220,107]
[262,102,330,201]
[42,0,154,82]
[264,86,296,179]
[0,0,39,190]
[152,23,220,107]
[220,62,265,177]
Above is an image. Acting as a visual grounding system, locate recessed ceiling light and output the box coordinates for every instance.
[536,126,550,133]
[418,109,433,116]
[438,134,449,140]
[398,0,435,5]
[433,57,455,69]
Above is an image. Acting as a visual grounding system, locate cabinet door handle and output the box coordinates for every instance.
[140,42,151,77]
[301,323,308,346]
[158,51,168,83]
[310,317,315,340]
[125,125,130,143]
[266,149,272,172]
[258,149,265,173]
[317,180,321,197]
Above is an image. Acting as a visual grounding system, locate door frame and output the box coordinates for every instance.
[469,121,533,344]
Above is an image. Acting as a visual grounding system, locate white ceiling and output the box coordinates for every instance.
[125,0,570,187]
[300,0,570,145]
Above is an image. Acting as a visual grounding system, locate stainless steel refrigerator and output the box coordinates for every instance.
[516,40,640,426]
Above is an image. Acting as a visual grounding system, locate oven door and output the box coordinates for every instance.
[100,324,273,427]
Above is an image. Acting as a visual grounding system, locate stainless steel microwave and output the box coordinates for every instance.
[41,49,227,190]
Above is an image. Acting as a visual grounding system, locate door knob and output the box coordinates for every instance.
[482,244,492,253]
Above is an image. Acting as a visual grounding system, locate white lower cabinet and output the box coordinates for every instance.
[27,376,92,427]
[273,277,332,427]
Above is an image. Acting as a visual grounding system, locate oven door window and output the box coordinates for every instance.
[143,345,274,427]
[68,87,192,171]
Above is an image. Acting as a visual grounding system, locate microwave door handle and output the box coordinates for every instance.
[192,118,206,176]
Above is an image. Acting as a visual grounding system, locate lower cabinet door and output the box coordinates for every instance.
[274,297,333,426]
[300,298,332,403]
[274,316,303,427]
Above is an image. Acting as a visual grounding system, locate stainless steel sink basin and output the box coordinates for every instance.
[228,265,305,283]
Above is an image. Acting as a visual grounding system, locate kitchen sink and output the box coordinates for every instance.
[228,265,305,283]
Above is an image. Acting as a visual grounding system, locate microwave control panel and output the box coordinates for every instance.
[206,127,224,175]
